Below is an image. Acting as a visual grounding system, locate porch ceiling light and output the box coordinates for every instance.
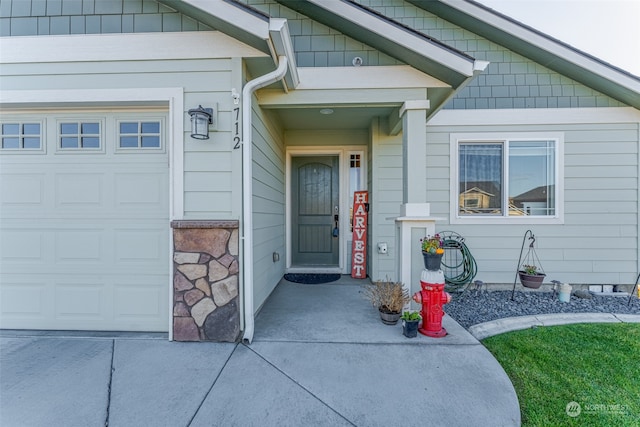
[320,108,334,115]
[188,105,214,140]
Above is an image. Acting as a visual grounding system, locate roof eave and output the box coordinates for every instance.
[160,0,299,90]
[276,0,481,88]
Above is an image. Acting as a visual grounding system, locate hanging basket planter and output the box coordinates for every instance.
[512,230,548,299]
[518,271,546,289]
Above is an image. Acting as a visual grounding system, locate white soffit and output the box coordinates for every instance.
[296,66,449,90]
[0,32,267,64]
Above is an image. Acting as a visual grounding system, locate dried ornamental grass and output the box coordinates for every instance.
[363,278,410,314]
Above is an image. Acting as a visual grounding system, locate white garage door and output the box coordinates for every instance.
[0,110,170,332]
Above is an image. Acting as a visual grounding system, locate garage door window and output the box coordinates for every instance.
[1,122,42,150]
[118,121,161,149]
[59,121,102,150]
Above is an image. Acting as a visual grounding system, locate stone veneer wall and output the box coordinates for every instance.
[171,220,240,342]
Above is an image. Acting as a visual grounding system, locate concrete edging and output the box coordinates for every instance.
[469,313,640,340]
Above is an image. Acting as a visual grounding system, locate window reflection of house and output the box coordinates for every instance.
[459,181,500,214]
[513,185,555,216]
[459,187,493,212]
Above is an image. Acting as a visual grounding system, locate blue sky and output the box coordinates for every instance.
[477,0,640,77]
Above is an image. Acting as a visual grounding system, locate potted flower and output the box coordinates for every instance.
[401,311,421,338]
[363,278,410,325]
[420,234,445,270]
[518,264,545,289]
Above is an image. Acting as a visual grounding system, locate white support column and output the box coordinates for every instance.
[400,100,430,204]
[396,100,437,306]
[394,204,442,306]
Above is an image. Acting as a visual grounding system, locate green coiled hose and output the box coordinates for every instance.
[441,233,477,293]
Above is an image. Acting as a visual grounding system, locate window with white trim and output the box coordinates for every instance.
[1,122,42,150]
[59,121,101,149]
[118,121,161,149]
[454,135,561,222]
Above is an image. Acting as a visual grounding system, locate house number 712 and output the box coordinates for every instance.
[233,107,240,149]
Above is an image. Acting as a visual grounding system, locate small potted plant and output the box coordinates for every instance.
[420,234,445,270]
[518,264,545,289]
[401,311,421,338]
[362,278,410,325]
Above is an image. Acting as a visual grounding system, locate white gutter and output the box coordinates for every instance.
[241,55,289,344]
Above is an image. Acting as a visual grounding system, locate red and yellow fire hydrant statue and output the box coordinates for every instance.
[413,269,451,338]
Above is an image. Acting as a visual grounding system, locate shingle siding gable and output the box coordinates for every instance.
[244,0,403,67]
[352,0,623,109]
[0,0,212,36]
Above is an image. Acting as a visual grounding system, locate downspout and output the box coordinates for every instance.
[241,56,289,344]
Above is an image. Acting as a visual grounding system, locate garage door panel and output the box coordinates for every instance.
[55,282,108,321]
[0,173,45,206]
[0,281,49,321]
[114,281,165,318]
[115,172,166,209]
[0,111,169,332]
[115,229,166,264]
[1,230,45,263]
[55,230,103,263]
[55,173,105,207]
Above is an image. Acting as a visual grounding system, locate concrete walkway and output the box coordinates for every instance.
[470,312,640,340]
[1,278,521,427]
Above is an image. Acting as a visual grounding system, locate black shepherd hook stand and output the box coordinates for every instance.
[511,230,535,301]
[629,273,640,306]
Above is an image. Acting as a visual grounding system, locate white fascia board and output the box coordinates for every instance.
[0,31,267,64]
[269,18,299,89]
[440,0,640,93]
[306,0,475,77]
[180,0,269,40]
[296,66,449,90]
[428,107,640,126]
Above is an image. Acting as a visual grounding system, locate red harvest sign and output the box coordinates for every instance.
[351,191,368,278]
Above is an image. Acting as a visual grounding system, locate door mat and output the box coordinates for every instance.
[283,273,341,284]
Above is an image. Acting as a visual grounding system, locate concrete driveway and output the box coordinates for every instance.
[0,279,520,426]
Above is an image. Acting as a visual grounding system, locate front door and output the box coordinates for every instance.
[291,155,340,266]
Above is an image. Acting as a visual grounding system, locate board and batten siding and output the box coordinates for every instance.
[425,118,640,286]
[251,97,287,312]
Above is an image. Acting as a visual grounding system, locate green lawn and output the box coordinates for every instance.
[482,323,640,427]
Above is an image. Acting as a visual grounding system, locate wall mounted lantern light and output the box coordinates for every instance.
[188,105,214,140]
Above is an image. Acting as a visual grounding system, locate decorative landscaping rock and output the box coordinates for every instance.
[171,220,240,342]
[573,289,593,299]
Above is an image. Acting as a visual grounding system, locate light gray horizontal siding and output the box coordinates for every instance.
[426,121,640,285]
[251,99,286,312]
